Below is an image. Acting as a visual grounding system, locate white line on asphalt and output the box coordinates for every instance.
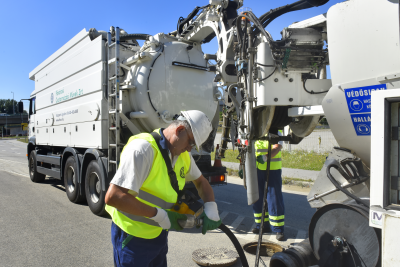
[0,158,24,164]
[215,199,232,205]
[3,170,29,178]
[294,229,307,243]
[219,211,229,221]
[242,223,257,240]
[228,216,245,231]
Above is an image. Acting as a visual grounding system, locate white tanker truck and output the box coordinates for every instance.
[24,0,400,265]
[25,25,227,216]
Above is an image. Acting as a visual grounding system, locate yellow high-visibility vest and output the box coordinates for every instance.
[255,130,282,170]
[105,129,190,239]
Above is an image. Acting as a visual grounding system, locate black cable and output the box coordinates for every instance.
[218,223,249,267]
[303,77,329,94]
[254,67,276,83]
[147,46,165,115]
[255,140,272,267]
[255,62,274,67]
[344,240,358,267]
[326,163,369,207]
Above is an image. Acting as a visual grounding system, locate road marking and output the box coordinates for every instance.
[294,229,307,243]
[215,199,232,205]
[0,158,25,164]
[243,223,257,240]
[3,170,29,178]
[229,216,245,231]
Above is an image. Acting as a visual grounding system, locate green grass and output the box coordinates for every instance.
[211,149,240,162]
[281,150,328,171]
[17,138,29,143]
[212,149,328,171]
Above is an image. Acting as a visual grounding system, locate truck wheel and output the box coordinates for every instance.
[64,156,85,203]
[29,150,46,183]
[85,160,107,216]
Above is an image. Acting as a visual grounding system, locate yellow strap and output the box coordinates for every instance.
[253,212,268,217]
[270,221,284,226]
[269,215,285,220]
[255,218,269,223]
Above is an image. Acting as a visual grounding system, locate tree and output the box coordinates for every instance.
[0,99,22,114]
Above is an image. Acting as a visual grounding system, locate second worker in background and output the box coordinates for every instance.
[252,130,285,241]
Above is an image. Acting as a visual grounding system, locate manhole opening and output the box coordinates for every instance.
[243,241,283,257]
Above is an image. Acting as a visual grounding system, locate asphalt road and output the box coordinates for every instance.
[0,139,316,267]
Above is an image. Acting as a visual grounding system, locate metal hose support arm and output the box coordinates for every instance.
[326,163,369,207]
[119,33,151,41]
[218,223,249,267]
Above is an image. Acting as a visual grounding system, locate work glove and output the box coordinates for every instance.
[256,155,265,164]
[151,207,187,231]
[262,154,268,162]
[199,202,221,235]
[238,169,243,179]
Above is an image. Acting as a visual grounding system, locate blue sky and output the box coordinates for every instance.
[0,0,342,102]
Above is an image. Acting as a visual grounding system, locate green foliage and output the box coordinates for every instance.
[319,117,329,125]
[0,99,26,114]
[212,149,328,171]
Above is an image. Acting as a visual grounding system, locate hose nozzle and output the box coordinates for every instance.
[178,214,203,228]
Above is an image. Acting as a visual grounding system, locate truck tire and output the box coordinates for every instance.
[29,150,46,183]
[64,156,85,203]
[85,160,107,216]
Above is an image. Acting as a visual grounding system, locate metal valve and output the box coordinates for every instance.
[178,214,203,228]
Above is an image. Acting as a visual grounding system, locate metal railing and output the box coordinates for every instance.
[282,127,338,154]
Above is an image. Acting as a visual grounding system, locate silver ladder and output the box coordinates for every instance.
[107,27,121,173]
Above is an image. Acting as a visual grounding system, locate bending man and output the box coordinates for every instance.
[105,110,221,266]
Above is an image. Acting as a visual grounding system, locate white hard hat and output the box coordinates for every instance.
[179,110,213,151]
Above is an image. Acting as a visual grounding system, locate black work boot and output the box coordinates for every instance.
[252,224,271,234]
[276,232,284,241]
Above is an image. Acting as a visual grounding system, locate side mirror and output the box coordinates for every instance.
[18,101,24,113]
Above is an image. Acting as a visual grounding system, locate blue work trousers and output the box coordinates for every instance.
[252,169,285,233]
[111,222,169,267]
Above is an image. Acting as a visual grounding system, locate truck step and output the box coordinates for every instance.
[109,76,117,81]
[109,109,119,114]
[109,160,117,164]
[120,85,136,90]
[109,127,119,130]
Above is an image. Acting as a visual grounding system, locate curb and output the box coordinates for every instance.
[212,160,320,182]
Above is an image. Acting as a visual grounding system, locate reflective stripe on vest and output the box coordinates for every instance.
[105,129,190,239]
[255,130,282,170]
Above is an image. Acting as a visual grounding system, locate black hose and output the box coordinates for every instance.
[303,77,329,94]
[120,33,151,41]
[147,46,165,116]
[326,163,369,207]
[218,223,249,267]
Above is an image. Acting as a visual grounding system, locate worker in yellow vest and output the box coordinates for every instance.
[105,110,221,267]
[252,130,285,241]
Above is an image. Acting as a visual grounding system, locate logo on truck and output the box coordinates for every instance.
[51,93,54,104]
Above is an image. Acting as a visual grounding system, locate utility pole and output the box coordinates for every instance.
[11,91,14,115]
